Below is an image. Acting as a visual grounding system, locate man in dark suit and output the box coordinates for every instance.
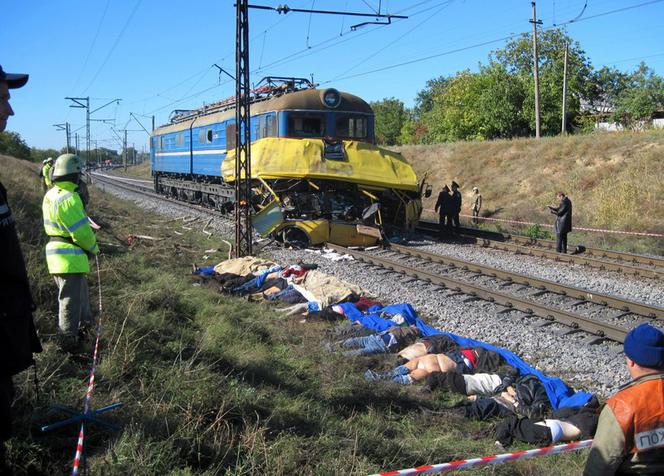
[434,185,452,238]
[450,181,462,232]
[547,192,572,253]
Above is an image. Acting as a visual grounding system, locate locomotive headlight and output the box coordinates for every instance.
[321,88,341,109]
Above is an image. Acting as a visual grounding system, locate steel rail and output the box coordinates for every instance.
[416,221,662,280]
[389,243,663,319]
[451,223,664,269]
[326,243,629,343]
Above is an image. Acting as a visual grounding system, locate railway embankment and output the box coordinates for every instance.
[3,154,591,475]
[393,130,664,254]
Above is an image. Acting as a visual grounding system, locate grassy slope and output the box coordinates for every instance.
[106,160,151,179]
[1,153,591,474]
[393,130,664,253]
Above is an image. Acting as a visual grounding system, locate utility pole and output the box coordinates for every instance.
[66,97,121,166]
[65,97,89,163]
[74,133,79,155]
[53,122,71,152]
[235,0,253,258]
[561,42,569,135]
[530,1,543,138]
[123,129,128,171]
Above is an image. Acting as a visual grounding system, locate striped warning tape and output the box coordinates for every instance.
[424,209,664,237]
[371,439,593,475]
[71,255,104,476]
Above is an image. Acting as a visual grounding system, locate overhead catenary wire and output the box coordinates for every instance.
[324,0,664,85]
[81,0,143,94]
[331,0,455,81]
[70,0,111,94]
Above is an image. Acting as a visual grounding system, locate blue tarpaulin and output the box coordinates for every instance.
[337,302,593,410]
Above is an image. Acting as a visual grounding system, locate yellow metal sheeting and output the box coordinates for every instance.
[271,219,379,247]
[222,138,419,192]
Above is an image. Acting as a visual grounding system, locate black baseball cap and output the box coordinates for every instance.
[0,65,29,89]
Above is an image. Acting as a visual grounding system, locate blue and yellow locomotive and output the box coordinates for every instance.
[151,77,428,247]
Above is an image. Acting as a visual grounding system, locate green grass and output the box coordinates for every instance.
[2,154,588,475]
[107,160,151,178]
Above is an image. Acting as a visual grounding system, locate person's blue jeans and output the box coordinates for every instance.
[338,334,388,356]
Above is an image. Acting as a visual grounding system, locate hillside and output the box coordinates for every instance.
[392,130,664,253]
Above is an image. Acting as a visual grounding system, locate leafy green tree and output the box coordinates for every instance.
[414,76,449,116]
[587,66,630,113]
[371,98,408,145]
[475,63,529,138]
[612,63,664,127]
[423,70,484,142]
[0,131,31,160]
[30,147,61,163]
[490,29,593,134]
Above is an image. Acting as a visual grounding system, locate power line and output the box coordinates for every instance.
[70,0,111,93]
[331,0,454,81]
[557,0,664,26]
[324,33,520,84]
[82,0,143,94]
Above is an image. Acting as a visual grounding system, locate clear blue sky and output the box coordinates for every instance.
[2,0,663,151]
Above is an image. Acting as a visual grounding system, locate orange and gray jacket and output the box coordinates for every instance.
[42,181,99,274]
[583,373,664,475]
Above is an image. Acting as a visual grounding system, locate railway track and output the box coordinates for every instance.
[417,220,663,280]
[327,242,633,343]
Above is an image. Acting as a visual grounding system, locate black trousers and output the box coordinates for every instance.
[453,213,460,229]
[556,232,568,253]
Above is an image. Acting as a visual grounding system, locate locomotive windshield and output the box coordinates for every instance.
[288,115,325,137]
[335,115,368,140]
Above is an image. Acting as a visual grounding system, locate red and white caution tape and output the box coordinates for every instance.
[371,439,593,476]
[424,208,664,237]
[72,255,104,476]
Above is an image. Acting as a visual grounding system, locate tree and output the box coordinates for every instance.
[490,29,593,134]
[30,147,61,163]
[371,98,408,145]
[586,66,630,113]
[414,76,449,117]
[612,63,664,127]
[0,131,31,160]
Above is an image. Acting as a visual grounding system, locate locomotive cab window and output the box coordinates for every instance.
[335,116,368,140]
[288,115,324,138]
[198,128,213,144]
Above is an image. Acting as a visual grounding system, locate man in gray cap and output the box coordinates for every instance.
[583,323,664,475]
[0,65,42,471]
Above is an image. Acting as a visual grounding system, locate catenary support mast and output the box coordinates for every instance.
[234,0,253,257]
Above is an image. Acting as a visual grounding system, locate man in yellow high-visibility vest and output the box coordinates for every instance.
[40,157,54,191]
[42,153,99,350]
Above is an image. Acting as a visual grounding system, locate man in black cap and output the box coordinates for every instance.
[450,181,462,232]
[583,323,664,475]
[0,65,42,470]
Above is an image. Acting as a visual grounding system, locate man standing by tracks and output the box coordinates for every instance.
[583,323,664,475]
[435,185,452,238]
[42,153,99,351]
[40,157,54,191]
[0,64,42,472]
[547,192,572,253]
[450,181,462,232]
[471,186,482,225]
